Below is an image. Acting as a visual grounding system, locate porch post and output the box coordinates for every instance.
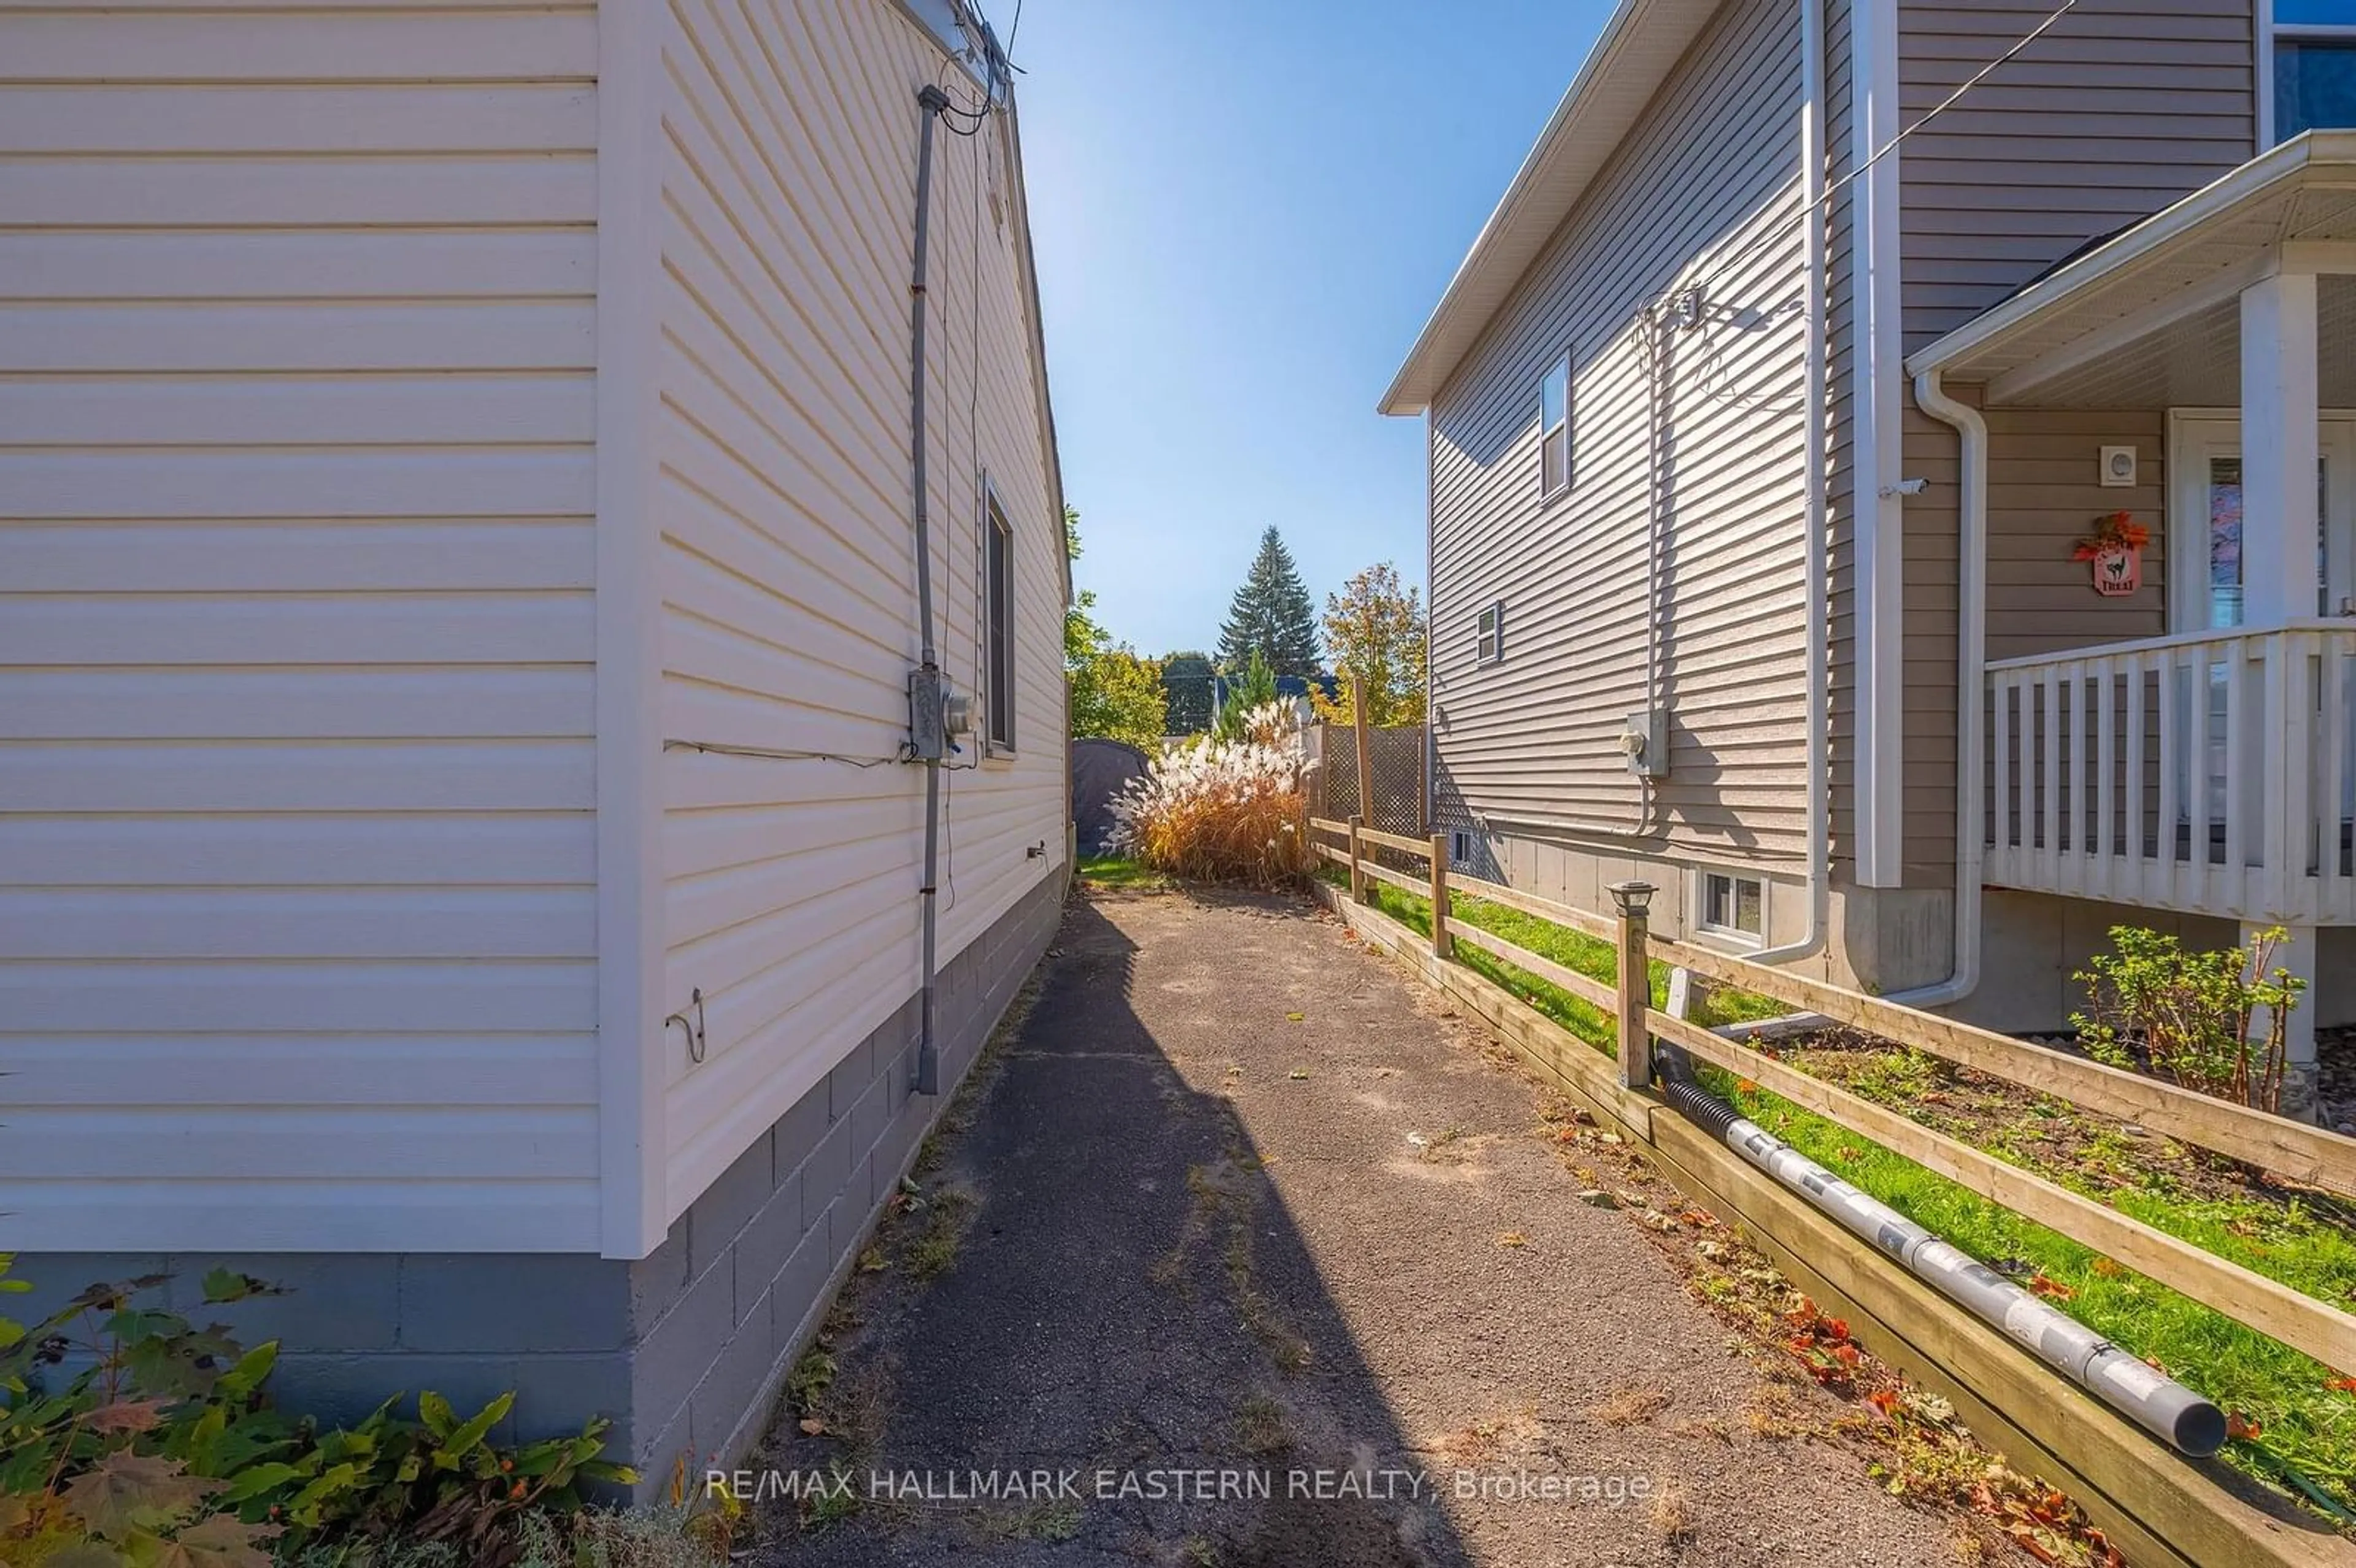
[2238,270,2322,629]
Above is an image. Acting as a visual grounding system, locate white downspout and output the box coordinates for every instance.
[1749,0,1828,964]
[1888,367,1986,1008]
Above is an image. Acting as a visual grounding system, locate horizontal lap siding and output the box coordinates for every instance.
[1893,0,2249,877]
[656,0,1064,1217]
[1897,0,2255,353]
[1430,0,1809,866]
[0,2,601,1251]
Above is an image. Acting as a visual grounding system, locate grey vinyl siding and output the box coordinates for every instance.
[1428,0,1809,865]
[1896,0,2256,353]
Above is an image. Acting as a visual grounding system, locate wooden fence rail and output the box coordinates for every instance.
[1314,829,2356,1510]
[1310,837,2356,1567]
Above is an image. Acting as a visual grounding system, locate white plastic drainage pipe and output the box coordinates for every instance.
[1750,0,1830,966]
[1885,368,1987,1010]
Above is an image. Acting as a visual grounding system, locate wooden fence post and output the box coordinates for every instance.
[1608,880,1657,1090]
[1348,814,1366,902]
[1429,833,1452,959]
[1351,678,1375,831]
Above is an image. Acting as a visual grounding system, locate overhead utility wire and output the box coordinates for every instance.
[1692,0,2084,298]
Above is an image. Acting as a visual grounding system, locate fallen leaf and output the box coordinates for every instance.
[2227,1412,2263,1442]
[1288,1068,1310,1081]
[2327,1375,2356,1394]
[1285,1012,1305,1022]
[2028,1274,2077,1301]
[1498,1232,1528,1248]
[798,1418,826,1436]
[1577,1189,1617,1209]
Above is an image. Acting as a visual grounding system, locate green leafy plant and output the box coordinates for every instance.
[2072,924,2305,1112]
[0,1263,639,1567]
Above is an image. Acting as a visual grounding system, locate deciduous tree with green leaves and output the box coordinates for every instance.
[1217,526,1322,678]
[1063,506,1168,748]
[1310,561,1427,728]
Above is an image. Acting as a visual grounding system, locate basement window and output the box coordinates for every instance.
[986,496,1014,752]
[1539,355,1571,499]
[1697,869,1765,945]
[1476,602,1505,665]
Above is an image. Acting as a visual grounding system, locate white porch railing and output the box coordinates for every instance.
[1985,623,2356,924]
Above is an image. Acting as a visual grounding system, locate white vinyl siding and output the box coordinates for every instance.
[653,0,1065,1221]
[1428,0,1809,864]
[0,2,601,1251]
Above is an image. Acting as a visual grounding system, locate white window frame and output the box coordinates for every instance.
[1475,602,1505,666]
[1692,866,1768,948]
[2265,1,2356,146]
[984,484,1016,756]
[1450,828,1475,866]
[1539,353,1571,500]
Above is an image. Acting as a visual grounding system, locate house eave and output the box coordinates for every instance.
[1377,0,1723,417]
[1904,130,2356,388]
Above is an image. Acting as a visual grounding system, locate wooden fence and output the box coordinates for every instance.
[1310,723,1425,840]
[1306,815,2356,1568]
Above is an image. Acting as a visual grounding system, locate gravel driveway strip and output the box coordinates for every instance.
[752,886,1966,1568]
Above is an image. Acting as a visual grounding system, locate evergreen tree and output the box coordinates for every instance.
[1160,650,1216,734]
[1216,527,1322,678]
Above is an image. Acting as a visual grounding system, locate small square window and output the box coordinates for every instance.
[1450,829,1474,865]
[1699,870,1765,942]
[1539,355,1571,498]
[1475,602,1504,665]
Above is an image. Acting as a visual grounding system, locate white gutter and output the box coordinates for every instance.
[1887,367,1986,1008]
[1749,0,1828,964]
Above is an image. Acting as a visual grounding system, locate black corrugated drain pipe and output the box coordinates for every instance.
[1651,1042,2226,1458]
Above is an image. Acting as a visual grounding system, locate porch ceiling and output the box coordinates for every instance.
[1908,132,2356,409]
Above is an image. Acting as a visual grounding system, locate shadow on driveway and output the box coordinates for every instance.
[749,887,1958,1568]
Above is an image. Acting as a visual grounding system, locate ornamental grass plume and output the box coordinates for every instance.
[1109,701,1316,886]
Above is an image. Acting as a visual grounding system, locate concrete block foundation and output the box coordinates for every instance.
[10,869,1067,1501]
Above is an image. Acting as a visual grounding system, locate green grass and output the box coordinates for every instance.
[1318,864,2356,1520]
[1077,854,1169,890]
[1718,1073,2356,1516]
[1322,867,1785,1047]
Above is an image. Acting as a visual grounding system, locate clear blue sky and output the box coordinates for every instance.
[1010,0,1616,659]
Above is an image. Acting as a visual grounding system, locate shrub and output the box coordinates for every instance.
[1110,701,1315,885]
[2071,924,2305,1113]
[0,1261,653,1568]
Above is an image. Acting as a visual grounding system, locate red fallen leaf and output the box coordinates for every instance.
[1554,1127,1580,1143]
[2088,1258,2126,1278]
[1823,1316,1851,1343]
[1833,1343,1862,1367]
[1677,1208,1713,1226]
[1866,1388,1901,1415]
[2008,1523,2062,1565]
[2227,1413,2263,1442]
[1735,1078,1760,1094]
[2326,1375,2356,1393]
[2028,1274,2077,1301]
[1757,1045,1780,1060]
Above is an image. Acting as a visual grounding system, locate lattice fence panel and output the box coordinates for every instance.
[1315,724,1426,840]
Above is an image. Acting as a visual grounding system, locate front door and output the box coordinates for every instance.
[2168,417,2356,862]
[2168,416,2356,631]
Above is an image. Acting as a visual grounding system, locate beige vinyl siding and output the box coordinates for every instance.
[655,0,1064,1218]
[1827,0,1860,874]
[1429,0,1809,866]
[0,2,601,1251]
[1982,409,2169,661]
[1889,1,2243,872]
[1896,0,2256,353]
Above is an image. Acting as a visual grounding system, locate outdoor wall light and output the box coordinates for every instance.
[1606,879,1657,918]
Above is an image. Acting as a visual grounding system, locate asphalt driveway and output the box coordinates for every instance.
[750,885,1966,1567]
